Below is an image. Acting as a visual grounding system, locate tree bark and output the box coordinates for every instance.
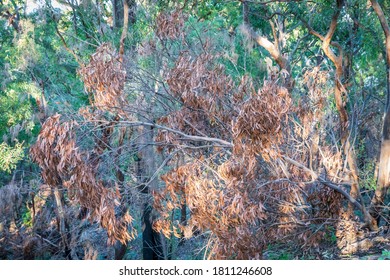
[113,0,136,29]
[137,126,164,260]
[114,128,129,260]
[240,2,293,89]
[303,0,377,230]
[1,0,20,32]
[369,0,390,225]
[53,186,71,259]
[113,0,124,28]
[242,1,249,25]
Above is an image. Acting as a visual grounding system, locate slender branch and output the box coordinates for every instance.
[270,19,279,52]
[119,0,129,61]
[240,23,289,71]
[45,1,81,64]
[282,155,364,212]
[323,0,344,44]
[298,8,343,66]
[110,120,234,147]
[137,149,179,192]
[370,0,390,38]
[35,234,60,248]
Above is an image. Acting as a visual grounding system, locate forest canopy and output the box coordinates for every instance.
[1,0,390,260]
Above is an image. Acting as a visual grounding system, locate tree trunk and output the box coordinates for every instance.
[240,2,293,90]
[242,1,249,25]
[371,72,390,223]
[369,0,390,225]
[53,186,71,259]
[137,126,164,260]
[303,0,377,230]
[113,0,136,29]
[113,0,124,28]
[113,0,138,258]
[114,129,129,259]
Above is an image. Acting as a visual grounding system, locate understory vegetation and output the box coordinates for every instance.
[1,0,390,260]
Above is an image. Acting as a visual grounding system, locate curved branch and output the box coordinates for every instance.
[323,0,344,44]
[370,0,390,38]
[297,1,344,67]
[282,156,364,212]
[240,23,290,72]
[109,120,234,147]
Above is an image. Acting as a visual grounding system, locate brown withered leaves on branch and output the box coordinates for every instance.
[154,161,268,259]
[233,81,291,161]
[153,41,349,258]
[156,52,238,151]
[156,9,185,40]
[30,114,133,245]
[78,43,126,116]
[152,44,310,258]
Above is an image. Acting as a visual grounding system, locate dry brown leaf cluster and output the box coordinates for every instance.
[297,66,330,140]
[157,52,238,150]
[233,81,291,160]
[0,183,22,229]
[78,43,126,115]
[167,53,234,109]
[154,160,269,259]
[154,49,345,258]
[156,9,185,40]
[303,66,329,112]
[153,48,356,258]
[30,114,133,245]
[335,210,359,254]
[154,153,336,259]
[156,108,211,150]
[153,164,189,238]
[307,182,344,219]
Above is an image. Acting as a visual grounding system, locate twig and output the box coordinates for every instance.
[282,155,364,212]
[116,120,234,147]
[35,234,60,248]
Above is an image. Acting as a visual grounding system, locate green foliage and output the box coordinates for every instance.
[21,207,33,228]
[324,228,337,243]
[1,0,390,260]
[0,142,24,173]
[361,161,377,191]
[269,252,293,260]
[265,245,294,260]
[195,0,241,29]
[378,250,390,260]
[0,85,34,137]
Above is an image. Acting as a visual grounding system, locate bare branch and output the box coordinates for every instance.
[115,120,234,147]
[240,23,289,71]
[282,155,364,212]
[370,0,390,38]
[298,5,343,66]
